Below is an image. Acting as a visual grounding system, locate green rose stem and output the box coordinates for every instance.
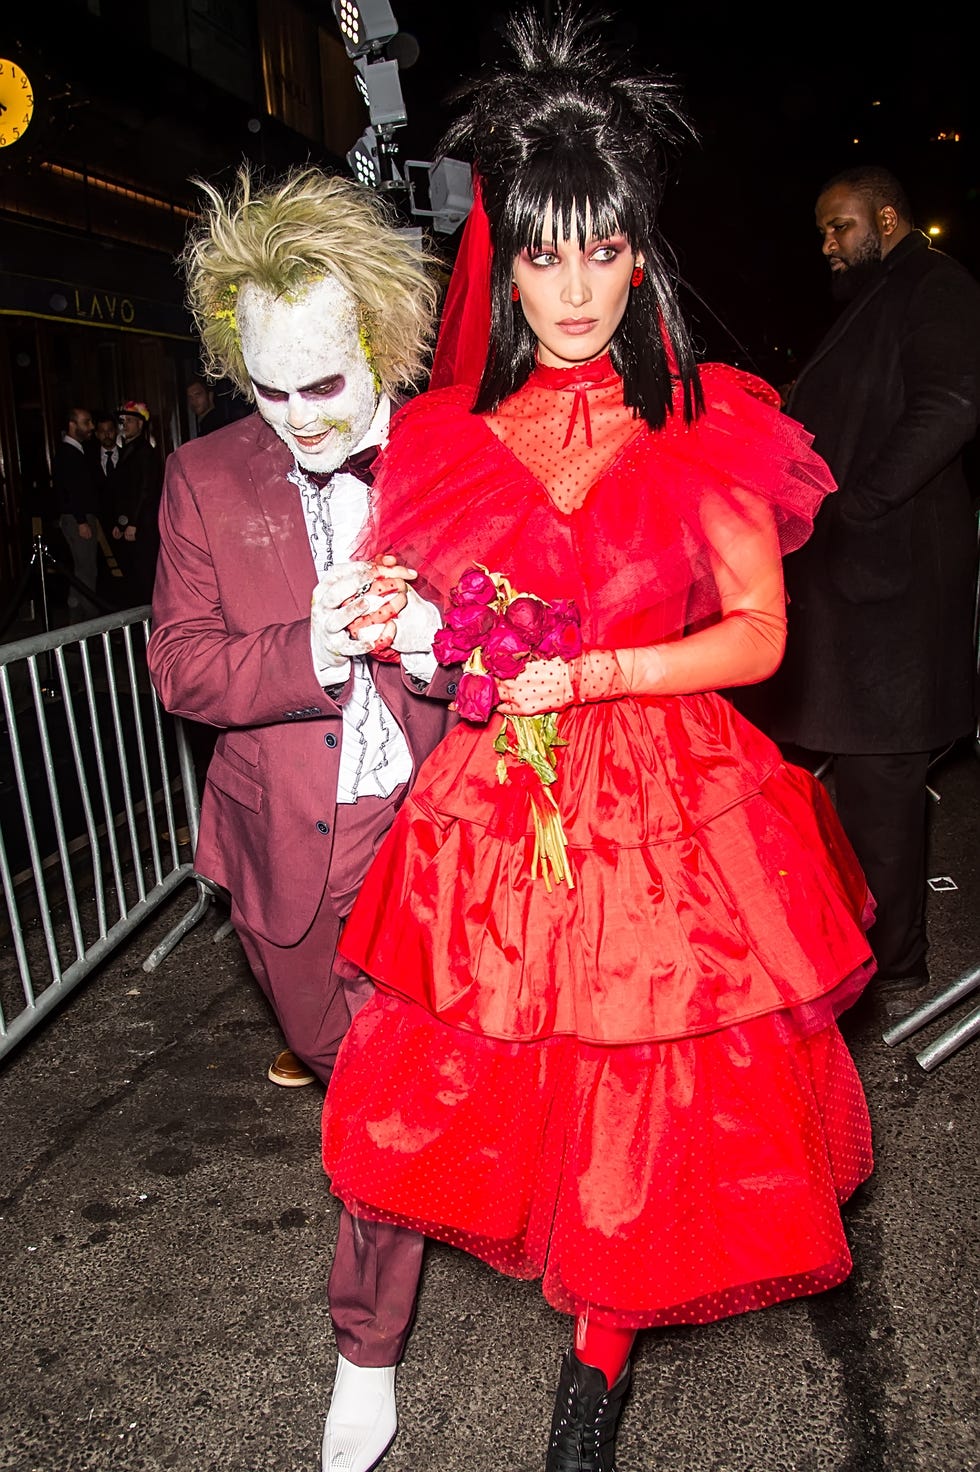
[494,712,574,891]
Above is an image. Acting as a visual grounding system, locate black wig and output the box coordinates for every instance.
[442,3,704,430]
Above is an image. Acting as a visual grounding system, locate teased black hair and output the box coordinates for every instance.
[442,3,704,429]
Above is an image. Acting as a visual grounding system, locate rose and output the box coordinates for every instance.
[503,595,551,649]
[537,618,583,661]
[434,625,480,665]
[451,568,497,606]
[446,600,497,642]
[548,598,581,625]
[453,670,498,722]
[537,600,583,660]
[482,622,532,679]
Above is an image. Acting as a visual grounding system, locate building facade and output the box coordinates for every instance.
[0,0,363,610]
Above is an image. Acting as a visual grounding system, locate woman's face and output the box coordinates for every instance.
[512,209,640,369]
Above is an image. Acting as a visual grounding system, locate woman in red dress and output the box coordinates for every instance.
[323,8,875,1468]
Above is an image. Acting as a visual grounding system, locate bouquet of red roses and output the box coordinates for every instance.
[433,566,582,889]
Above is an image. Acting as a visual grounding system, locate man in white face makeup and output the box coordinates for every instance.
[239,274,378,469]
[147,167,456,1472]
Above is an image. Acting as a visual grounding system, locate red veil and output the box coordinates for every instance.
[428,172,492,394]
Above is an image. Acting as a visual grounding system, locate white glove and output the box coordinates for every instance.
[311,561,390,671]
[389,584,442,655]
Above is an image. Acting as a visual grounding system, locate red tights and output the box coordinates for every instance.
[574,1314,636,1388]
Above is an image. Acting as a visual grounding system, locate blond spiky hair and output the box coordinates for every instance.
[181,166,439,400]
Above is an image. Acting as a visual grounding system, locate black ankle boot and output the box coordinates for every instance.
[545,1348,631,1471]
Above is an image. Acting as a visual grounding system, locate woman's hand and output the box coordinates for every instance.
[495,651,632,711]
[346,554,420,656]
[312,559,406,666]
[495,656,576,715]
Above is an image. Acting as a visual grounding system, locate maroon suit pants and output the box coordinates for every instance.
[232,788,423,1366]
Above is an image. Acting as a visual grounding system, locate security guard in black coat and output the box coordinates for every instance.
[738,166,980,999]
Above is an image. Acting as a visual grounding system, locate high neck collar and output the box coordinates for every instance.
[529,353,619,392]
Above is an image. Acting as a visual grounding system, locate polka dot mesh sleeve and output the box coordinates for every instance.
[497,605,786,715]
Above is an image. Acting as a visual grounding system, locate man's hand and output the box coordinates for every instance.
[345,554,435,658]
[78,523,93,541]
[312,558,417,667]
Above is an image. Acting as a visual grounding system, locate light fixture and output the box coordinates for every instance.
[337,1,470,234]
[428,158,473,233]
[404,156,473,234]
[347,127,382,189]
[39,162,197,219]
[332,0,399,58]
[353,56,407,130]
[347,125,406,193]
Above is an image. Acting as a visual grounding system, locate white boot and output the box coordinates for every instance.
[321,1355,397,1472]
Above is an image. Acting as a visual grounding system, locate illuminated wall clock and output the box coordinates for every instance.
[0,58,34,149]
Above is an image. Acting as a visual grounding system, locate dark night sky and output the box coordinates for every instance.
[369,4,979,385]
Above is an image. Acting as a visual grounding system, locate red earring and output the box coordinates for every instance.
[511,282,520,302]
[630,264,644,288]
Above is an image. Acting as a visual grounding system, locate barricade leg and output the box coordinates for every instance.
[882,962,980,1070]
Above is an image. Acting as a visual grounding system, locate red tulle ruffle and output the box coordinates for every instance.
[362,361,835,649]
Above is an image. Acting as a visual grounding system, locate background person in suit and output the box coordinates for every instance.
[147,166,455,1472]
[737,165,980,1010]
[92,411,119,479]
[87,412,125,606]
[109,399,163,607]
[186,376,226,436]
[52,404,100,620]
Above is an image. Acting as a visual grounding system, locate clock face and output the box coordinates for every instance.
[0,59,34,149]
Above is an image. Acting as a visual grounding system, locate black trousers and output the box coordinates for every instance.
[832,751,932,981]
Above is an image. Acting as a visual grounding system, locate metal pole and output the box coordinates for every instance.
[28,523,61,697]
[915,1002,980,1071]
[881,962,980,1047]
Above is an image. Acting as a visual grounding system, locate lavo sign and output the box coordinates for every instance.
[72,289,136,325]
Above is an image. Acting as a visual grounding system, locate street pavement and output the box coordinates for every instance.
[1,740,978,1472]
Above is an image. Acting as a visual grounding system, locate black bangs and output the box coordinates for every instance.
[502,160,643,260]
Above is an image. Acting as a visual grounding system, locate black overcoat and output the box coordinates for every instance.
[52,439,98,522]
[740,231,980,754]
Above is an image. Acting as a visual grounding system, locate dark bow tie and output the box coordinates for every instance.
[337,444,381,484]
[304,444,380,491]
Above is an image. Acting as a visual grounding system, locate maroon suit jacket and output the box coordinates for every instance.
[148,412,457,945]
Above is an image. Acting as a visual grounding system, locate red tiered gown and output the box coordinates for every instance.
[322,357,875,1329]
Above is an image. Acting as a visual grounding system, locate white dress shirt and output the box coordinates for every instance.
[291,397,437,804]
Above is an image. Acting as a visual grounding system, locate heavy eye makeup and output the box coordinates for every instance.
[251,375,346,401]
[522,236,629,268]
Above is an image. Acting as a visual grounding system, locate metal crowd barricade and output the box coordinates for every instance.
[0,607,215,1062]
